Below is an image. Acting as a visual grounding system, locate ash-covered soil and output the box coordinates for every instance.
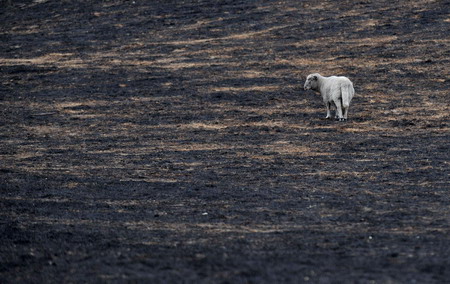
[1,0,449,282]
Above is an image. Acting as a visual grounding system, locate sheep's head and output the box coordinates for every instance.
[304,74,319,91]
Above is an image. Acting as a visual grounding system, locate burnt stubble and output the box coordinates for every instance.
[1,0,449,282]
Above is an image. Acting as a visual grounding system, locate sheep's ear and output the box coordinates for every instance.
[312,75,317,81]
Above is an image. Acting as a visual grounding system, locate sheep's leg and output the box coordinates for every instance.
[325,102,332,119]
[343,106,349,120]
[334,99,344,121]
[333,102,339,119]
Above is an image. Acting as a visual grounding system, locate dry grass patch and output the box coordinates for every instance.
[210,85,281,93]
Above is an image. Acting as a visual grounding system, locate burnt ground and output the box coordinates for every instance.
[0,0,449,282]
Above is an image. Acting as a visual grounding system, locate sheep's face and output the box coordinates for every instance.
[304,75,318,91]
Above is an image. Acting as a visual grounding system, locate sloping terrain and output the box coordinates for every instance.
[1,0,449,282]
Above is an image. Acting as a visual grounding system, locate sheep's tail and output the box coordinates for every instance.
[341,83,353,108]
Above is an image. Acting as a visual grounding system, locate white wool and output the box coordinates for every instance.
[304,73,355,121]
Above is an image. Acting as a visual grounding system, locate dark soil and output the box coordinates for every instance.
[1,0,449,282]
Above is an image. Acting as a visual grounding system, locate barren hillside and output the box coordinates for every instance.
[1,0,449,282]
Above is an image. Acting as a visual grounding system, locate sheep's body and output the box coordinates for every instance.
[304,73,355,121]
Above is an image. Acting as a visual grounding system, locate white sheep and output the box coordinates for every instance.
[303,73,355,121]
